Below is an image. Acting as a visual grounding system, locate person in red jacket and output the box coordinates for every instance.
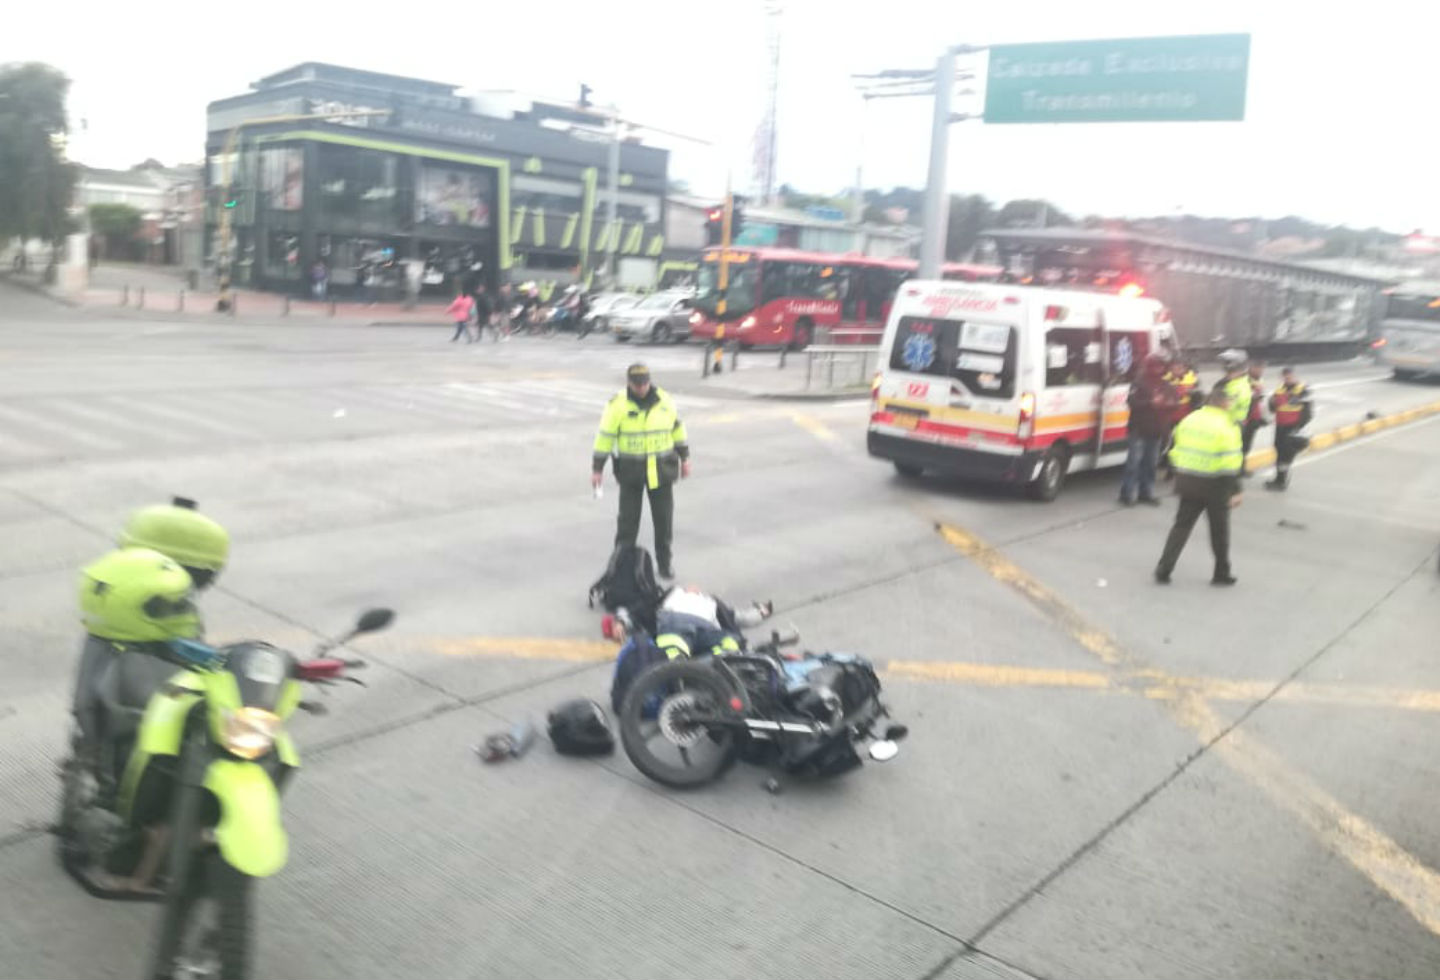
[1120,352,1180,506]
[1265,367,1312,491]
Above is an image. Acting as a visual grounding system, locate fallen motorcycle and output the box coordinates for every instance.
[56,606,394,980]
[617,630,906,789]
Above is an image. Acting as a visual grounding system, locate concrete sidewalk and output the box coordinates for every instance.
[2,268,453,327]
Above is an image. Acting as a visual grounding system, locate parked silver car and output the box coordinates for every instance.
[581,292,642,336]
[610,290,696,344]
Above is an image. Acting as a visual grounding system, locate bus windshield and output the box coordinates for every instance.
[695,262,759,319]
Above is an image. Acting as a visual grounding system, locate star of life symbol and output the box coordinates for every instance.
[1114,336,1134,376]
[902,332,936,372]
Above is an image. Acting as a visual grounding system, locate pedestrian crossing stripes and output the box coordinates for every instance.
[0,378,720,468]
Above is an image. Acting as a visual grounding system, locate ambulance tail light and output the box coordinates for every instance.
[1017,391,1036,441]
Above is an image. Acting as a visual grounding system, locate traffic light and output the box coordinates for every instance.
[705,206,724,246]
[222,192,239,210]
[579,83,592,109]
[730,195,746,238]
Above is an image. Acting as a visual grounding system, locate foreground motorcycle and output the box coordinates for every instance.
[618,630,907,789]
[57,589,393,980]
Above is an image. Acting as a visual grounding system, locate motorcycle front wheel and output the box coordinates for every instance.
[152,849,252,980]
[619,660,739,789]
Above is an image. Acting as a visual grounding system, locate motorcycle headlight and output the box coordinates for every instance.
[222,707,281,760]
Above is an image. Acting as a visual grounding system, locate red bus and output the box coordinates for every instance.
[686,247,1001,349]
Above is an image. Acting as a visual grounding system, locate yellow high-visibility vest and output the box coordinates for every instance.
[1169,406,1243,477]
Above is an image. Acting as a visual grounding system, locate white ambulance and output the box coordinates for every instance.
[867,281,1180,500]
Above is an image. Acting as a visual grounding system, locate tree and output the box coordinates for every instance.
[88,203,142,259]
[0,62,76,262]
[995,198,1073,229]
[945,194,996,260]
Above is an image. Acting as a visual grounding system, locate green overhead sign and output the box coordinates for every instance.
[984,33,1250,124]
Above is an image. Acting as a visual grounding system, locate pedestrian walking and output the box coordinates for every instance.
[591,363,691,580]
[1119,352,1179,506]
[1265,367,1312,491]
[310,260,329,302]
[447,290,476,343]
[1154,386,1245,586]
[472,283,495,342]
[1239,359,1268,476]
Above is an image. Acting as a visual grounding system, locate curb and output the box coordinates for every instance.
[1243,397,1440,470]
[0,273,79,307]
[755,389,871,403]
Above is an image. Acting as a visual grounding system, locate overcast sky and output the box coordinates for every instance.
[7,0,1435,232]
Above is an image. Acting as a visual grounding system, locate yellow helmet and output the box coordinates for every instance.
[78,548,201,643]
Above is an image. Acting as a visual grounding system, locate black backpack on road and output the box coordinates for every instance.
[588,543,664,634]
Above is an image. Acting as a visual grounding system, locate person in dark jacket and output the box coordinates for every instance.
[1120,352,1180,506]
[471,283,494,342]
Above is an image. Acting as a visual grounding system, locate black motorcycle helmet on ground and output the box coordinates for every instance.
[547,699,615,756]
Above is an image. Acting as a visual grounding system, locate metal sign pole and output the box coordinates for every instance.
[917,48,955,281]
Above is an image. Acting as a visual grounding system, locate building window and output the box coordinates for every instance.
[261,147,304,211]
[317,144,400,230]
[415,163,492,228]
[512,175,582,216]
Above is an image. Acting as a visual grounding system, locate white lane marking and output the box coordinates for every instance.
[1294,411,1440,469]
[0,402,124,451]
[1311,373,1397,390]
[102,394,257,441]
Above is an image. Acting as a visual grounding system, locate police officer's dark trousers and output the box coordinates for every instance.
[616,480,673,570]
[1157,475,1231,578]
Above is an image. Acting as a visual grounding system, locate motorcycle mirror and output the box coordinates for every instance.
[868,740,899,762]
[354,608,395,634]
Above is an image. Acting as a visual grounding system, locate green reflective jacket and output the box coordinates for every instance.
[593,387,689,489]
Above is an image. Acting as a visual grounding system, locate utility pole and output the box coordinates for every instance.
[918,48,956,280]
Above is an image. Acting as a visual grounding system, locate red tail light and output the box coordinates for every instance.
[1017,391,1036,441]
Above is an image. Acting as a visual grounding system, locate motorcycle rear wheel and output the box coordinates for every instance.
[620,660,739,789]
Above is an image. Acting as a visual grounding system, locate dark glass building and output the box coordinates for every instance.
[205,63,669,298]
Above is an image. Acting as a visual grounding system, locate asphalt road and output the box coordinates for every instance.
[1,284,1439,980]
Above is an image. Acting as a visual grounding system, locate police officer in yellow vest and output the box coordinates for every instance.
[592,364,690,579]
[1155,385,1244,586]
[1217,348,1252,430]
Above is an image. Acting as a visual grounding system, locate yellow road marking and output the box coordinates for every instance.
[933,520,1440,939]
[789,412,838,443]
[407,635,1440,714]
[431,636,614,662]
[886,659,1440,713]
